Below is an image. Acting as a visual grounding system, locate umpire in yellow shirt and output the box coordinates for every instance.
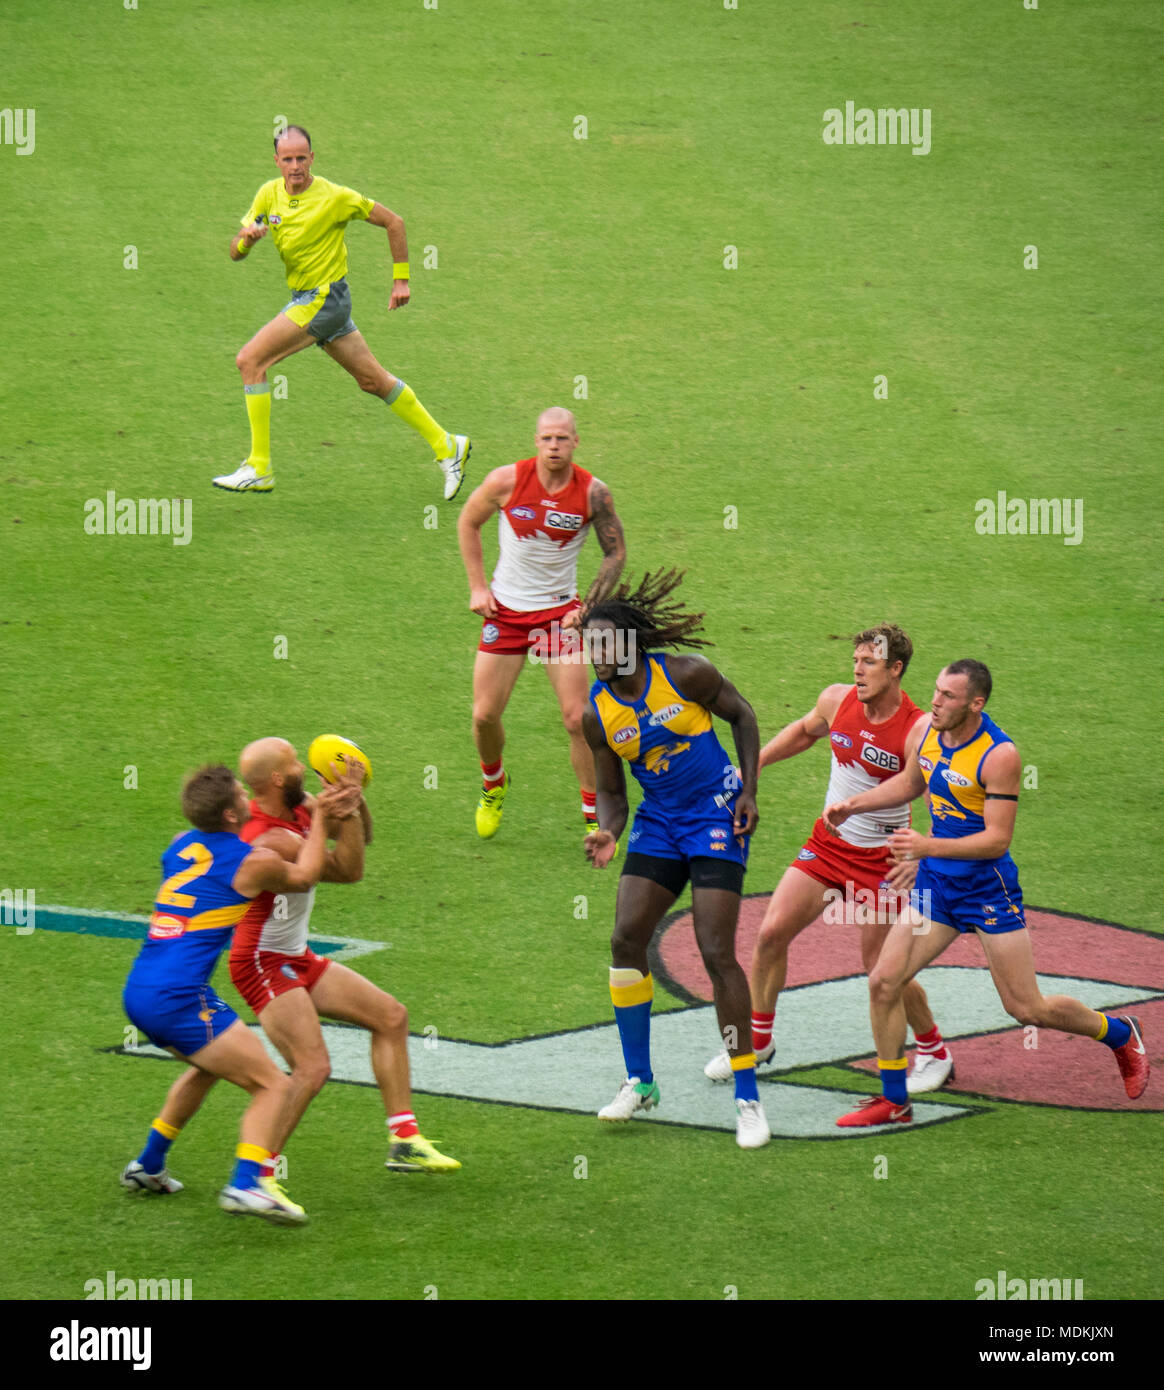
[215,124,469,498]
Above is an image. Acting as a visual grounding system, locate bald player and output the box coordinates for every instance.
[457,408,627,838]
[214,123,470,497]
[228,737,460,1174]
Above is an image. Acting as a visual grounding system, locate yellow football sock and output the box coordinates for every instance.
[386,380,449,456]
[244,383,272,474]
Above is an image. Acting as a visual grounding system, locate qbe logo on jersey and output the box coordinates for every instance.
[545,510,584,532]
[861,745,900,772]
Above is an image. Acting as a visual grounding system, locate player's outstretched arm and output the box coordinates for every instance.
[367,203,410,309]
[457,467,516,617]
[582,708,628,868]
[824,717,929,833]
[578,479,627,618]
[758,683,848,770]
[668,655,760,835]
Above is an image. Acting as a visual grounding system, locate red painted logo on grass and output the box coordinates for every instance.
[651,902,1162,1111]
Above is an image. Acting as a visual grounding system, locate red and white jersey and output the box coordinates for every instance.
[490,458,594,612]
[231,802,317,957]
[822,687,922,848]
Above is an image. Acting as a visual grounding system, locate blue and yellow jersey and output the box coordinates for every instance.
[241,176,375,291]
[590,653,737,812]
[918,712,1015,876]
[127,830,253,993]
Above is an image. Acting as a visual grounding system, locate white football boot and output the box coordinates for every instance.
[212,462,274,492]
[438,435,471,500]
[597,1077,660,1121]
[906,1050,955,1094]
[218,1175,307,1225]
[120,1160,183,1194]
[735,1099,771,1149]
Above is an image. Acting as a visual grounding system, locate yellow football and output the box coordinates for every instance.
[308,734,373,785]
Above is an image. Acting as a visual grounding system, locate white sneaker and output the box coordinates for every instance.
[598,1077,660,1121]
[213,462,274,492]
[735,1099,771,1149]
[438,435,471,500]
[704,1040,776,1083]
[120,1160,183,1194]
[218,1175,307,1225]
[906,1050,955,1094]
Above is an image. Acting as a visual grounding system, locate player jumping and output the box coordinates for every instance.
[120,764,349,1224]
[582,570,770,1148]
[825,659,1149,1126]
[703,624,954,1094]
[215,124,469,497]
[457,407,626,838]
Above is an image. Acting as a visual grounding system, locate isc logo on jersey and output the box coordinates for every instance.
[831,732,853,749]
[942,769,973,788]
[612,726,638,745]
[648,704,684,727]
[545,511,583,532]
[862,746,900,772]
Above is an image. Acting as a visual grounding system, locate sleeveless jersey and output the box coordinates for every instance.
[490,458,594,612]
[232,802,317,956]
[823,686,922,849]
[590,653,738,812]
[918,710,1016,877]
[128,829,253,991]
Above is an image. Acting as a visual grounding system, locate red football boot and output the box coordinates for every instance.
[1113,1016,1149,1100]
[836,1095,913,1127]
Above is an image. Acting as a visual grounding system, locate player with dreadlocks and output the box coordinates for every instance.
[580,570,771,1148]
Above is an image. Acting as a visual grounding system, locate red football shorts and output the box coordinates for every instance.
[791,817,897,899]
[229,945,331,1016]
[478,599,582,656]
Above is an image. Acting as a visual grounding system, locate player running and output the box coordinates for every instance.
[214,124,469,497]
[582,571,770,1148]
[703,624,954,1094]
[120,764,348,1224]
[457,407,626,838]
[825,659,1149,1126]
[227,737,459,1174]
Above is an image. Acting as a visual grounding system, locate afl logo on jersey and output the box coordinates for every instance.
[830,732,852,749]
[612,725,638,745]
[648,703,684,727]
[797,849,817,861]
[482,623,500,644]
[942,768,973,788]
[710,828,728,840]
[510,506,536,520]
[861,745,900,772]
[918,755,935,772]
[545,510,584,532]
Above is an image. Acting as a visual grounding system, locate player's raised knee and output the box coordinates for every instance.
[297,1051,332,1093]
[1004,997,1045,1028]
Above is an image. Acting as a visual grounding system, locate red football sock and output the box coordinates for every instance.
[389,1111,419,1140]
[481,759,505,791]
[751,1010,776,1053]
[582,790,597,822]
[914,1024,948,1060]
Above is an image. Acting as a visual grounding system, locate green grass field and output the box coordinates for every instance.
[2,0,1161,1306]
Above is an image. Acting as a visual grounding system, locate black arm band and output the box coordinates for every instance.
[985,793,1018,801]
